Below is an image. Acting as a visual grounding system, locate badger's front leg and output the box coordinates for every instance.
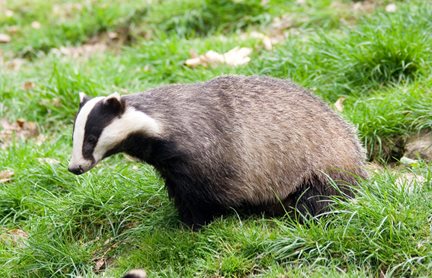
[165,179,221,230]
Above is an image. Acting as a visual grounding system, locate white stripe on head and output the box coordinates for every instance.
[69,97,104,169]
[92,106,162,162]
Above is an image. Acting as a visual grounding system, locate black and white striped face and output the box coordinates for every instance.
[68,92,124,174]
[68,92,162,175]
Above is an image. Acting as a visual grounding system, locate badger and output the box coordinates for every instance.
[68,76,367,228]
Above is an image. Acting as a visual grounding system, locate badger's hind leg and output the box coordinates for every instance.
[282,174,357,219]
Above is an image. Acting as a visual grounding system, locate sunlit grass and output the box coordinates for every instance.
[1,0,432,277]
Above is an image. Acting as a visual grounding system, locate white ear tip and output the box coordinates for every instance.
[79,92,87,102]
[107,92,120,99]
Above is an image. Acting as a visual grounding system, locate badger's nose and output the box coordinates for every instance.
[68,165,84,175]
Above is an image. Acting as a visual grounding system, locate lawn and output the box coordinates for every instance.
[1,0,431,277]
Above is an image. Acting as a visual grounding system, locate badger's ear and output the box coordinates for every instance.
[104,92,125,114]
[79,92,90,104]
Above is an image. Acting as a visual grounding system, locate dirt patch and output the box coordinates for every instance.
[368,136,406,163]
[366,130,432,164]
[0,169,14,183]
[404,131,432,161]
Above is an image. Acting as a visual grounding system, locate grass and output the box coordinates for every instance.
[1,0,432,277]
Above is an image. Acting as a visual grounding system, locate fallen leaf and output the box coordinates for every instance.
[52,3,83,19]
[185,47,252,68]
[0,33,11,43]
[107,31,118,40]
[0,170,14,183]
[6,58,25,71]
[240,16,293,52]
[249,31,274,50]
[31,21,41,29]
[5,10,14,17]
[23,81,36,90]
[7,26,19,35]
[334,96,346,112]
[385,3,397,13]
[271,15,294,32]
[223,47,252,66]
[0,118,39,149]
[9,229,28,239]
[39,97,62,108]
[0,228,28,247]
[94,258,106,272]
[351,0,376,13]
[37,158,60,165]
[35,134,47,146]
[51,43,107,58]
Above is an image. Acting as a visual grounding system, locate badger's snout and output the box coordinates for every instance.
[68,159,94,175]
[68,165,84,175]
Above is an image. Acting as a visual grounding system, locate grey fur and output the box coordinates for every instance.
[73,76,367,227]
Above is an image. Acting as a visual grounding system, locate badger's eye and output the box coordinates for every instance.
[87,135,97,144]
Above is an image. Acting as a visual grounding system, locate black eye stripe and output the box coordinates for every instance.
[87,135,97,143]
[81,100,121,160]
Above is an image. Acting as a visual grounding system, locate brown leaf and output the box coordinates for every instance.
[334,96,346,112]
[0,118,39,148]
[0,170,14,183]
[37,158,60,165]
[6,58,25,71]
[35,134,47,146]
[5,10,14,17]
[352,0,376,13]
[0,228,28,247]
[94,258,106,272]
[185,47,252,68]
[271,15,294,32]
[52,3,83,19]
[23,81,36,90]
[385,3,397,13]
[7,26,19,35]
[107,31,118,40]
[16,119,25,129]
[51,43,107,58]
[0,33,11,43]
[31,21,41,29]
[9,229,28,239]
[39,97,62,108]
[249,31,274,50]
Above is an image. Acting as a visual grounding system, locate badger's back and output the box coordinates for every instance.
[124,76,366,224]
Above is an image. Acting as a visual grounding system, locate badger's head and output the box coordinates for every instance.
[68,92,161,175]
